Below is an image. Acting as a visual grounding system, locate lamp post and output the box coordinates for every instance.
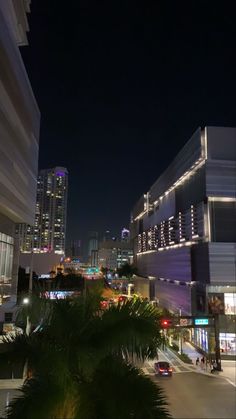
[24,251,34,336]
[214,314,222,371]
[178,307,183,354]
[127,283,134,298]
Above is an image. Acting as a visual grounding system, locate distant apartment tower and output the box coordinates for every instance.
[88,231,98,263]
[103,230,111,241]
[68,239,82,258]
[98,240,133,270]
[33,167,68,254]
[121,228,130,242]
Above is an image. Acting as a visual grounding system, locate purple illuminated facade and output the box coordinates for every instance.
[131,127,236,356]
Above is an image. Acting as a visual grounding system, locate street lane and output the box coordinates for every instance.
[152,371,236,419]
[143,350,236,418]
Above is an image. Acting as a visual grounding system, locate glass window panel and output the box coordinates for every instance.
[224,293,236,315]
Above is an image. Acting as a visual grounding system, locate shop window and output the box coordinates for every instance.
[224,293,236,315]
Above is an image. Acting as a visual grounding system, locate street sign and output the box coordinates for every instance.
[179,318,192,326]
[194,318,209,325]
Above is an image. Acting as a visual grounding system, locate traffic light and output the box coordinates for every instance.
[160,318,173,328]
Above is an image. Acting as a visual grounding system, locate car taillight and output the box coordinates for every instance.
[159,368,164,372]
[168,368,172,372]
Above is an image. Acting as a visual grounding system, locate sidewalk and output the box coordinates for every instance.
[0,379,23,389]
[177,341,236,386]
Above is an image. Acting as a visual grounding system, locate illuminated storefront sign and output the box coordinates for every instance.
[194,318,209,325]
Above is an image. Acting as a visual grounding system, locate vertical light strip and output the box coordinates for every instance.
[204,127,208,160]
[207,201,211,242]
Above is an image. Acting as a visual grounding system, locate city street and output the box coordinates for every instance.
[143,349,236,418]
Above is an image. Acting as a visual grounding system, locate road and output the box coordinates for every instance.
[0,388,20,418]
[143,348,236,418]
[0,351,235,418]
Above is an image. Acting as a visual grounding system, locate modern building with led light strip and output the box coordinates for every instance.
[131,127,236,357]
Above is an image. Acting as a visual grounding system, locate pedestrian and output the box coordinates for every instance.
[200,356,205,369]
[196,357,199,366]
[211,359,217,373]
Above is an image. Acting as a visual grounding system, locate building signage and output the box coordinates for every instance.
[180,318,192,326]
[194,318,209,325]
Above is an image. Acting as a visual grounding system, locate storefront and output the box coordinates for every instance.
[220,332,236,355]
[193,327,209,353]
[0,232,14,304]
[192,287,236,357]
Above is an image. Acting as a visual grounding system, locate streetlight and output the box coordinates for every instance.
[23,297,31,336]
[23,297,29,305]
[178,307,183,355]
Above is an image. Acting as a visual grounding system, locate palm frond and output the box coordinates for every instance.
[6,376,77,419]
[83,299,162,362]
[76,356,171,419]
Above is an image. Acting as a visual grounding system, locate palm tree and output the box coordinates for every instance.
[117,263,138,280]
[1,294,171,419]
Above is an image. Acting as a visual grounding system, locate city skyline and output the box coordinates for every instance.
[0,1,235,416]
[20,0,236,244]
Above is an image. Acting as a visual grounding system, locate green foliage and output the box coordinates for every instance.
[169,343,193,364]
[179,353,193,364]
[171,342,179,352]
[54,273,84,290]
[77,356,171,419]
[117,263,138,279]
[1,295,171,419]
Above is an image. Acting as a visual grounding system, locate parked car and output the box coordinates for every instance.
[154,361,173,376]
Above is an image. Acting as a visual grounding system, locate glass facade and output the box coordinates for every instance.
[219,332,236,355]
[0,232,14,304]
[224,293,236,315]
[193,328,209,352]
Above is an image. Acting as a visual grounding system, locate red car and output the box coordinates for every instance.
[154,362,173,376]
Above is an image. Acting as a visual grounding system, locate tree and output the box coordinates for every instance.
[1,295,170,419]
[117,263,138,279]
[100,266,108,278]
[17,267,29,295]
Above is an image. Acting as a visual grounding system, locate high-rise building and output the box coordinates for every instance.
[0,1,40,308]
[34,167,68,254]
[67,239,82,258]
[88,231,98,264]
[131,126,236,357]
[98,240,133,270]
[103,230,111,241]
[121,228,130,242]
[16,167,68,255]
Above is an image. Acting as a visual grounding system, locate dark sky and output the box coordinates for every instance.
[21,0,236,247]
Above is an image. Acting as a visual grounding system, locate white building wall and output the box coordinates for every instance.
[0,2,40,305]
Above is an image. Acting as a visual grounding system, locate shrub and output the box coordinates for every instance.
[179,353,193,364]
[171,343,179,352]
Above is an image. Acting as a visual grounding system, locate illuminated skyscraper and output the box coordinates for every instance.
[33,167,68,254]
[88,231,98,266]
[121,228,130,242]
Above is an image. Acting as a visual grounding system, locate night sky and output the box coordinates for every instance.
[21,0,236,247]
